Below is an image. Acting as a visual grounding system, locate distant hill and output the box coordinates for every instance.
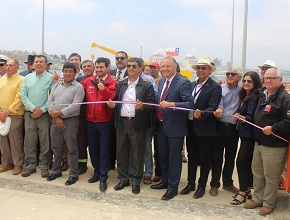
[0,50,67,70]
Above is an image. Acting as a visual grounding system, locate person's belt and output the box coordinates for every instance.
[218,121,235,126]
[120,116,135,120]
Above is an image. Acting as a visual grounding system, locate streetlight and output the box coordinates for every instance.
[42,0,45,54]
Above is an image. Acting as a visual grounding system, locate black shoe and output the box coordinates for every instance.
[180,184,195,195]
[193,187,205,199]
[150,182,168,190]
[161,190,178,200]
[132,185,140,194]
[65,177,79,186]
[88,173,99,183]
[100,180,107,192]
[46,173,62,181]
[114,181,130,191]
[78,167,87,175]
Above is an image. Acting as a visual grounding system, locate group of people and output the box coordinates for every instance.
[0,52,289,216]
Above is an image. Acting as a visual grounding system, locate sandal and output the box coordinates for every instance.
[232,189,252,199]
[230,193,246,205]
[143,176,152,185]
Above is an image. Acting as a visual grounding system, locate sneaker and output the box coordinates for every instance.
[244,200,263,209]
[0,164,14,173]
[259,206,273,216]
[12,165,23,175]
[41,169,50,178]
[21,168,36,177]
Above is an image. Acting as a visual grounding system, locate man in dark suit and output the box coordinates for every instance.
[150,56,194,200]
[108,57,155,194]
[110,51,129,80]
[180,57,222,199]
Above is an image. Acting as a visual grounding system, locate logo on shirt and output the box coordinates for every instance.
[264,105,271,112]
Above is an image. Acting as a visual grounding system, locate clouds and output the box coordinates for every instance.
[0,0,289,69]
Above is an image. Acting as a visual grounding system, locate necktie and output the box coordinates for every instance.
[116,70,122,80]
[158,80,170,121]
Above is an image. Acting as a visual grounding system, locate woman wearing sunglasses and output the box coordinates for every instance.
[231,71,262,205]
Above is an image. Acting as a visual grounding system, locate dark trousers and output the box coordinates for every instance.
[210,121,239,188]
[110,128,117,168]
[157,122,184,191]
[186,121,214,189]
[87,121,113,181]
[116,118,146,186]
[50,117,79,177]
[153,132,162,176]
[236,137,254,191]
[77,116,88,167]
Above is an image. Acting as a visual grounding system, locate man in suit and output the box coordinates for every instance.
[180,57,221,199]
[110,51,129,81]
[150,56,194,200]
[108,57,155,194]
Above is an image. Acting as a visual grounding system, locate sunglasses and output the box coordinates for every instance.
[127,64,138,69]
[196,66,207,70]
[226,72,238,77]
[242,79,253,84]
[0,64,5,67]
[115,57,125,61]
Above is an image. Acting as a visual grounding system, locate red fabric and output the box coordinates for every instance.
[81,74,116,122]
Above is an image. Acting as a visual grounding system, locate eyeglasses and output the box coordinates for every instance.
[196,66,207,70]
[116,57,125,61]
[263,77,280,81]
[226,72,238,77]
[242,79,253,84]
[127,64,138,69]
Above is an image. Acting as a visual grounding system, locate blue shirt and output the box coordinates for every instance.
[141,73,158,95]
[218,83,242,124]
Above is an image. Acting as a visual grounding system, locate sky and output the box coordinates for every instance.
[1,0,290,70]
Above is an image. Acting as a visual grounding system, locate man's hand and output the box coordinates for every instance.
[232,113,245,122]
[135,99,143,110]
[262,126,273,135]
[143,78,150,83]
[0,109,9,123]
[55,117,65,129]
[107,99,115,108]
[213,108,223,118]
[97,79,105,90]
[52,71,60,81]
[32,108,43,118]
[49,110,62,119]
[193,109,201,119]
[159,100,174,109]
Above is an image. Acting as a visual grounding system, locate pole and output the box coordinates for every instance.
[230,0,235,66]
[42,0,45,54]
[241,0,248,73]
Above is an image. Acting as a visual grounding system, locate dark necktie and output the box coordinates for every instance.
[158,80,170,121]
[116,70,122,80]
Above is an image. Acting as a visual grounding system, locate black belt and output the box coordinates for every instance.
[121,116,135,120]
[218,121,235,126]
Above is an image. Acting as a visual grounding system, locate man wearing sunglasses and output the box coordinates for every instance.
[0,55,9,78]
[181,57,221,199]
[210,66,242,197]
[108,57,155,195]
[258,60,276,85]
[110,51,129,81]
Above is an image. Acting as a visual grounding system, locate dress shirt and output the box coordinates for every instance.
[47,80,85,118]
[116,68,127,79]
[160,74,176,99]
[21,71,54,113]
[141,73,157,94]
[218,83,242,124]
[120,77,138,117]
[0,73,24,115]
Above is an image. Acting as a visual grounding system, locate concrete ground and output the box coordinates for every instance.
[0,162,289,220]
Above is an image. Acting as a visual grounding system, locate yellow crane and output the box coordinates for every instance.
[91,42,192,80]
